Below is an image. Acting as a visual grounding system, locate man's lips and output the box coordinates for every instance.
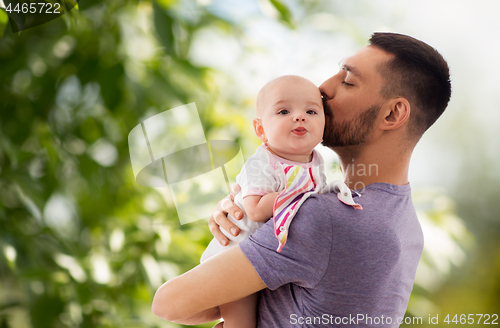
[292,127,307,136]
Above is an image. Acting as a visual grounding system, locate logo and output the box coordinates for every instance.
[1,0,78,32]
[128,103,245,225]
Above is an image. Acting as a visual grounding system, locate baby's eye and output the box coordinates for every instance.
[278,109,289,115]
[306,110,317,115]
[342,81,354,87]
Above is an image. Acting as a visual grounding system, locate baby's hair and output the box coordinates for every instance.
[256,75,319,118]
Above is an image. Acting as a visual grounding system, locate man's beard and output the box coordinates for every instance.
[322,102,381,148]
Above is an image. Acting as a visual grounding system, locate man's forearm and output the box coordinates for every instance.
[172,306,221,325]
[151,245,266,324]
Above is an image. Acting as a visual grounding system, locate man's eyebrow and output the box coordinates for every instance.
[338,60,362,79]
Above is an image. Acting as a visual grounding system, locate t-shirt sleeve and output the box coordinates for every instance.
[240,195,332,290]
[237,153,281,198]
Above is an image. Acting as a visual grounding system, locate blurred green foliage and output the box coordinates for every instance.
[0,0,498,328]
[0,0,260,327]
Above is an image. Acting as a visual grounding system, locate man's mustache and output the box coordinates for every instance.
[322,98,333,117]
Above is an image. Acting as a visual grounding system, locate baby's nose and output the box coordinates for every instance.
[294,116,305,122]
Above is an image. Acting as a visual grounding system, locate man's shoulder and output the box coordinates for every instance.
[289,193,349,235]
[298,192,363,221]
[298,183,417,230]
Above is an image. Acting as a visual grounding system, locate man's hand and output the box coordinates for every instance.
[208,184,243,246]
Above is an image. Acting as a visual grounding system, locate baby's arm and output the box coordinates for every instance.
[244,192,280,223]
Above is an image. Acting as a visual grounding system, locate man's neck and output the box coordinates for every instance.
[333,140,411,190]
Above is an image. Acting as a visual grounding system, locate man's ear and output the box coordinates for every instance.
[253,118,268,143]
[380,97,411,131]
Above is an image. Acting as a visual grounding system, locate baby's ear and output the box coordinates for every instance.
[253,118,267,143]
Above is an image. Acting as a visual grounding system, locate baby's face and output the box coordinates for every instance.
[258,78,325,159]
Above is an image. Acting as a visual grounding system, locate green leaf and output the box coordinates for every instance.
[269,0,294,29]
[153,1,176,56]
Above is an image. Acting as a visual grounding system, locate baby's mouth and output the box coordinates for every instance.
[292,127,307,136]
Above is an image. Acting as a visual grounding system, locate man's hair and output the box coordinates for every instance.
[369,32,451,139]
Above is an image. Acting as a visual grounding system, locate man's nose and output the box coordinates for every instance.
[319,74,338,100]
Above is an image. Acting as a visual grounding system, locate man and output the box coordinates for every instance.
[151,32,451,327]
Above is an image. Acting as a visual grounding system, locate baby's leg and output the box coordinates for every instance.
[219,292,258,328]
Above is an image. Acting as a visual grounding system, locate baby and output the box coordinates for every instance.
[201,75,362,328]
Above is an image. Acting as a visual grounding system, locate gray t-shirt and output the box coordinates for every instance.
[240,182,423,327]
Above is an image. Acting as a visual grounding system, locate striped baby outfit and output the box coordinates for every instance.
[273,163,322,252]
[273,162,363,252]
